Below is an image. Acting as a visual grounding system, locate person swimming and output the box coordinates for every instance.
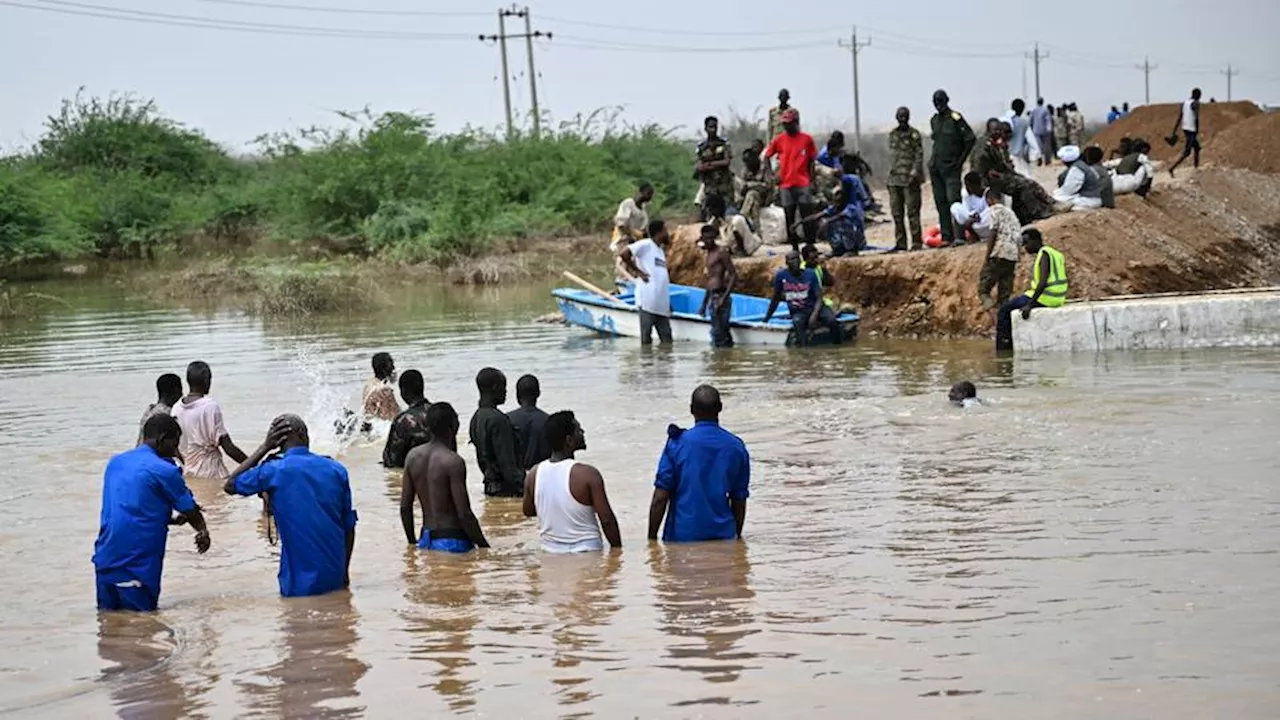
[949,381,980,408]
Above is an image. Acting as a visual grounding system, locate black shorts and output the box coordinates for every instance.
[1184,130,1201,150]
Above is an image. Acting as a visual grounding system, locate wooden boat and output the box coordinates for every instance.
[552,280,859,346]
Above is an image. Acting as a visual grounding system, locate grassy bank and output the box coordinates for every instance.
[0,93,699,270]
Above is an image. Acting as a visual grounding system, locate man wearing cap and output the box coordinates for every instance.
[764,108,819,251]
[224,414,357,598]
[1052,145,1104,211]
[929,90,977,247]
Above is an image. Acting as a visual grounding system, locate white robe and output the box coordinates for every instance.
[1053,166,1104,210]
[1105,154,1155,195]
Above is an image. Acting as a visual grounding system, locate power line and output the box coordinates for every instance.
[182,0,488,16]
[551,35,819,53]
[538,14,828,37]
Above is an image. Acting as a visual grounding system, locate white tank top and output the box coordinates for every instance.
[1182,99,1198,132]
[534,459,603,553]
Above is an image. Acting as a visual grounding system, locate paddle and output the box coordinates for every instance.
[562,271,621,303]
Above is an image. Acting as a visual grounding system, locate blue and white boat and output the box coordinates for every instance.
[552,282,859,346]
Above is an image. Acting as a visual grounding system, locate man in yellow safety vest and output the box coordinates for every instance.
[995,227,1067,351]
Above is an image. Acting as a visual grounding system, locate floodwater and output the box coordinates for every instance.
[1,278,1279,719]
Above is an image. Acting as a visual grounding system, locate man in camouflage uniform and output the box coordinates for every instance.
[767,89,795,143]
[736,146,775,229]
[696,116,735,217]
[929,89,977,246]
[974,121,1057,225]
[1066,103,1085,147]
[887,106,924,252]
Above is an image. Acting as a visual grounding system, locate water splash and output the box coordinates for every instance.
[287,344,387,458]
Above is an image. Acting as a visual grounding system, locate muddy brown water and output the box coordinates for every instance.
[1,279,1278,718]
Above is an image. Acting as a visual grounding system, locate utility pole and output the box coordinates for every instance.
[1026,43,1048,100]
[1221,63,1240,102]
[1136,57,1158,105]
[837,26,871,151]
[480,5,551,140]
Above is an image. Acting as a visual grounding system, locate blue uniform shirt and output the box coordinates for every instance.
[92,445,198,594]
[816,145,841,169]
[234,447,357,598]
[655,421,750,542]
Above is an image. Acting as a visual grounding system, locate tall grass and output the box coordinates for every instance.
[0,94,700,268]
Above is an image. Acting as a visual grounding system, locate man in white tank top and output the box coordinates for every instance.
[1169,87,1203,177]
[522,411,621,553]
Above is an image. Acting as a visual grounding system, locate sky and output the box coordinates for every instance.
[2,0,1278,152]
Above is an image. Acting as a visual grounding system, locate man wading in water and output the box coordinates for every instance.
[469,367,525,497]
[401,402,490,553]
[173,361,247,480]
[697,225,737,348]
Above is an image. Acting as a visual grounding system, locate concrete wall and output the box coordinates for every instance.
[1012,289,1280,353]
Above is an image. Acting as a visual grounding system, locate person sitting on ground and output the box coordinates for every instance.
[523,410,621,553]
[995,227,1068,352]
[507,374,552,471]
[1107,138,1155,198]
[978,187,1022,313]
[950,171,992,246]
[736,147,775,230]
[763,250,842,347]
[705,192,763,258]
[1083,145,1116,209]
[1052,146,1104,211]
[1110,136,1134,161]
[800,183,865,257]
[382,369,431,469]
[362,352,400,421]
[817,130,845,169]
[648,385,750,543]
[469,367,525,498]
[949,381,980,407]
[611,182,654,283]
[138,373,183,447]
[401,402,489,553]
[224,414,357,597]
[977,121,1057,225]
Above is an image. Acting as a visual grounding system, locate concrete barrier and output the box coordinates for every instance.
[1012,288,1280,353]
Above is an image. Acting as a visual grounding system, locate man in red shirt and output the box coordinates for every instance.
[764,108,818,250]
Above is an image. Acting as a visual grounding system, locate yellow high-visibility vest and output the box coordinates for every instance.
[1025,245,1068,307]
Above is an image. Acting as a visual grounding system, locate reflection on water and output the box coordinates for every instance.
[1,280,1279,718]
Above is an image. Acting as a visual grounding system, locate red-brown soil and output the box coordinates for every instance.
[1208,111,1280,175]
[1089,101,1262,161]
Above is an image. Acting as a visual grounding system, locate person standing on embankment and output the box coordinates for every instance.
[928,89,977,247]
[887,106,924,253]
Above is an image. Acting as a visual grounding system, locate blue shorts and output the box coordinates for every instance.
[417,530,474,554]
[96,576,159,612]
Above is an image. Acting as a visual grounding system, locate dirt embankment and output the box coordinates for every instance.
[668,167,1280,338]
[1208,111,1280,174]
[1089,101,1262,161]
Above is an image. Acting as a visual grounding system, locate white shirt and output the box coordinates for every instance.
[533,459,603,553]
[627,238,670,317]
[1182,99,1198,132]
[172,396,229,479]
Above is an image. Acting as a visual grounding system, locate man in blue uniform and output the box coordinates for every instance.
[93,414,211,611]
[224,414,357,597]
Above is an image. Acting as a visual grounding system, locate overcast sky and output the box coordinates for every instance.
[2,0,1278,151]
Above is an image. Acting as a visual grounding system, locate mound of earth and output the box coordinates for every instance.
[1209,111,1280,174]
[667,168,1280,338]
[1089,101,1262,161]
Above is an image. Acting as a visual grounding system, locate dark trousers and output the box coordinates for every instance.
[709,292,734,348]
[639,310,672,345]
[889,183,923,250]
[930,166,963,243]
[978,257,1017,310]
[96,576,159,612]
[1172,130,1201,170]
[790,304,842,347]
[995,295,1042,351]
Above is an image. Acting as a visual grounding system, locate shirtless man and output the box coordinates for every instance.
[696,225,737,348]
[400,402,490,553]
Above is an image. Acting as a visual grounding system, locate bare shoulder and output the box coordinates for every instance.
[571,462,605,484]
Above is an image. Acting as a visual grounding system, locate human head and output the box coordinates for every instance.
[801,244,821,265]
[372,352,395,382]
[963,170,984,197]
[1022,227,1044,255]
[949,381,977,404]
[155,373,183,405]
[704,192,727,219]
[398,369,425,404]
[896,106,910,127]
[690,384,723,422]
[785,250,802,273]
[997,121,1013,142]
[778,88,790,106]
[1111,105,1119,113]
[697,224,718,251]
[839,153,861,177]
[636,182,654,206]
[749,138,766,155]
[1123,102,1129,112]
[985,117,1001,136]
[476,367,507,405]
[704,115,719,138]
[984,186,1003,206]
[1191,88,1202,100]
[742,147,761,170]
[1082,145,1104,165]
[270,413,310,450]
[781,108,799,134]
[1134,138,1152,154]
[1037,97,1045,106]
[186,360,212,394]
[1117,136,1134,155]
[1012,98,1026,115]
[932,89,950,112]
[545,410,585,455]
[516,373,541,406]
[142,414,182,459]
[1057,145,1081,165]
[826,130,845,154]
[648,218,669,247]
[426,401,460,440]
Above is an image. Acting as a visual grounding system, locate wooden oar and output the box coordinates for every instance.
[562,271,621,303]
